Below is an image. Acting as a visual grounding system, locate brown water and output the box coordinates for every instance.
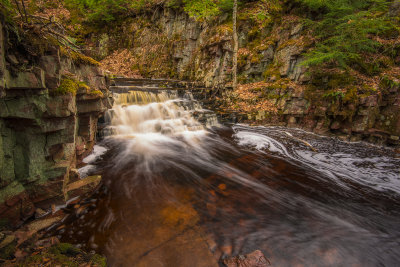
[53,90,400,267]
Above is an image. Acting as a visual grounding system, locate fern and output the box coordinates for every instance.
[298,0,399,73]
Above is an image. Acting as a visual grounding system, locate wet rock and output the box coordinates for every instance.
[64,175,102,194]
[26,215,63,232]
[223,250,269,267]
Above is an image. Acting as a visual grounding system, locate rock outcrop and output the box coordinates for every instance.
[0,21,112,227]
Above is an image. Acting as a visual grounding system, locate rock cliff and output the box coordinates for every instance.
[91,4,399,147]
[0,20,112,227]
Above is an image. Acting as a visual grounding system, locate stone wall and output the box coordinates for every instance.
[0,21,112,227]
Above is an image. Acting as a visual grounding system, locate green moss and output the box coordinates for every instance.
[53,78,100,96]
[343,87,358,103]
[263,65,282,80]
[248,28,261,41]
[311,70,355,90]
[322,90,344,104]
[20,243,107,267]
[75,81,90,93]
[250,53,263,64]
[54,78,79,95]
[91,254,107,267]
[49,243,80,256]
[60,47,100,66]
[277,39,299,51]
[90,89,104,97]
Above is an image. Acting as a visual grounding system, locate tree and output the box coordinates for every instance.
[232,0,238,89]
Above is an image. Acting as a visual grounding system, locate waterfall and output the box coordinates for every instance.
[104,90,217,138]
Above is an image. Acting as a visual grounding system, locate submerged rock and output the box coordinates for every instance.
[223,250,269,267]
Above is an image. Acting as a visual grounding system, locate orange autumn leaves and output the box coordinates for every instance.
[220,81,278,114]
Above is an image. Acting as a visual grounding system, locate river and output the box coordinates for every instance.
[53,86,400,267]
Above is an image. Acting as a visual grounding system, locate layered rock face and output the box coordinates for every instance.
[221,85,400,146]
[97,8,309,88]
[94,6,399,147]
[0,22,112,227]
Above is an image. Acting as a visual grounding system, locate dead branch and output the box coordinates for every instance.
[46,28,80,50]
[12,0,24,19]
[20,0,28,23]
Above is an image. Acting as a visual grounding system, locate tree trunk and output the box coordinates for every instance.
[232,0,238,89]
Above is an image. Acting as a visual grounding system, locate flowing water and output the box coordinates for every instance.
[55,88,400,267]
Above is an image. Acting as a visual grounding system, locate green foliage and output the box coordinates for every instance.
[182,0,223,20]
[169,0,235,20]
[322,90,345,103]
[380,75,400,90]
[298,0,399,73]
[0,0,17,23]
[0,0,12,11]
[64,0,133,25]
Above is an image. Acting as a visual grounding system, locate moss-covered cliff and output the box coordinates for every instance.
[0,13,112,227]
[57,0,399,146]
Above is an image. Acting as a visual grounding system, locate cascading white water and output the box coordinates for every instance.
[105,91,217,138]
[100,90,266,195]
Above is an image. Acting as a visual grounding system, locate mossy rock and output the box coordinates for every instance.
[89,90,104,97]
[19,243,107,267]
[54,78,95,96]
[48,243,81,256]
[54,78,79,95]
[60,47,100,66]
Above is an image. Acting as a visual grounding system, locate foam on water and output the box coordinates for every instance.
[233,124,400,194]
[78,145,108,178]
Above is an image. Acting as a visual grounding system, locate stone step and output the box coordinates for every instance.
[109,85,209,93]
[112,78,183,87]
[110,78,207,89]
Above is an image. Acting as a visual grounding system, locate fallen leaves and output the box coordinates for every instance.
[220,81,280,114]
[100,49,142,78]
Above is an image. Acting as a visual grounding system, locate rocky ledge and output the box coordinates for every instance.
[0,21,112,228]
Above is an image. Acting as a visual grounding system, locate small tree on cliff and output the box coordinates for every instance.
[232,0,238,89]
